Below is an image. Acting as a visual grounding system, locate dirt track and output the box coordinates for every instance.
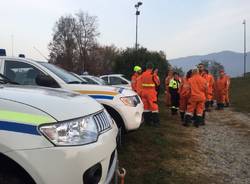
[196,108,250,184]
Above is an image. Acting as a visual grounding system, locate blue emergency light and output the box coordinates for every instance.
[0,49,6,56]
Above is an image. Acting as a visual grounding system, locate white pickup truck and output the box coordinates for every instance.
[0,75,118,184]
[0,57,143,138]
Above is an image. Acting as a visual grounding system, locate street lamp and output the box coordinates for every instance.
[135,1,143,50]
[243,19,247,77]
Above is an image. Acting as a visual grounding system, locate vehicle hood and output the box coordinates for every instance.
[0,85,103,121]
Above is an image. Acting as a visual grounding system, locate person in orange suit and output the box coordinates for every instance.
[165,70,173,106]
[179,70,192,122]
[203,69,215,111]
[135,73,143,98]
[184,69,207,127]
[216,70,229,110]
[224,74,231,107]
[131,66,142,92]
[141,63,160,126]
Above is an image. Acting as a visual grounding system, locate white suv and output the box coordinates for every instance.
[0,57,143,137]
[100,74,131,89]
[0,75,118,184]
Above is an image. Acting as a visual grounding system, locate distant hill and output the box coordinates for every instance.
[169,51,250,77]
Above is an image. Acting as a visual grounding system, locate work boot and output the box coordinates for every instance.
[210,100,214,107]
[200,111,206,125]
[180,112,185,122]
[152,113,160,127]
[171,108,176,115]
[183,114,192,127]
[143,112,152,126]
[220,103,224,110]
[205,101,210,112]
[191,113,197,123]
[216,103,221,110]
[225,102,230,107]
[194,116,202,128]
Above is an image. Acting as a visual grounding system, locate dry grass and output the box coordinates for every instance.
[118,96,213,184]
[230,76,250,113]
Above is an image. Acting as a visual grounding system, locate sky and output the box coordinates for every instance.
[0,0,250,60]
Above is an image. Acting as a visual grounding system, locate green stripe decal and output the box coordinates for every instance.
[0,110,55,125]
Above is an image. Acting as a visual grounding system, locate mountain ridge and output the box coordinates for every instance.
[169,50,250,77]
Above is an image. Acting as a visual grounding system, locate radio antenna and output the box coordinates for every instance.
[33,46,49,60]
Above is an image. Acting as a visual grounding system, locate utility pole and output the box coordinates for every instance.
[134,2,143,50]
[243,20,247,77]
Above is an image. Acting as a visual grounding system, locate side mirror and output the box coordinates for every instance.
[36,74,59,88]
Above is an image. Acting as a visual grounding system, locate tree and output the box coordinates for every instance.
[171,66,185,76]
[201,60,224,79]
[48,11,99,74]
[74,11,100,73]
[113,47,170,91]
[87,45,120,75]
[48,15,77,71]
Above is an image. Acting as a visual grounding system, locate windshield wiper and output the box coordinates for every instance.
[0,74,19,85]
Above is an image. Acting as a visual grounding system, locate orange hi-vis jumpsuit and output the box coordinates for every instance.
[186,73,207,117]
[131,73,139,92]
[136,74,143,97]
[153,71,160,98]
[165,74,173,106]
[179,78,190,113]
[203,73,214,102]
[225,75,231,105]
[216,75,229,105]
[141,69,160,112]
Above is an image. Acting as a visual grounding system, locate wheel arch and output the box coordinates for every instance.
[0,152,36,184]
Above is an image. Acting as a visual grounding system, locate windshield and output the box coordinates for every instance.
[93,76,107,85]
[40,62,82,84]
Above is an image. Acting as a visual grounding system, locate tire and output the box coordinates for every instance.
[103,105,126,146]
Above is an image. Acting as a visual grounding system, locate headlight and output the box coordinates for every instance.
[39,116,98,146]
[120,96,140,107]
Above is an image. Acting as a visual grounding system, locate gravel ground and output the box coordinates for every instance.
[197,108,250,184]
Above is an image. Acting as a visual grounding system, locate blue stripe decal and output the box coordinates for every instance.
[0,121,40,136]
[89,95,114,100]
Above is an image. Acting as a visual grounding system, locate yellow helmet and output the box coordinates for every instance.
[134,66,142,72]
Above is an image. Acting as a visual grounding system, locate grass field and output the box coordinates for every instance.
[230,76,250,113]
[118,97,210,184]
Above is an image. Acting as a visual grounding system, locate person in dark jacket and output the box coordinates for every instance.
[169,72,180,115]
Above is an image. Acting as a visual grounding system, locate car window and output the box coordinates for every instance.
[93,77,107,85]
[4,60,42,85]
[110,76,128,85]
[82,77,98,84]
[40,62,82,84]
[101,76,108,83]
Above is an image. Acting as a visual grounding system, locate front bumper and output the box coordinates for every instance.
[115,97,144,131]
[5,126,118,184]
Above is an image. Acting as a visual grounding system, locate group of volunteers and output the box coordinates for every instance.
[131,62,230,128]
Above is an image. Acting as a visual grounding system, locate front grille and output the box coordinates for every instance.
[93,111,111,133]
